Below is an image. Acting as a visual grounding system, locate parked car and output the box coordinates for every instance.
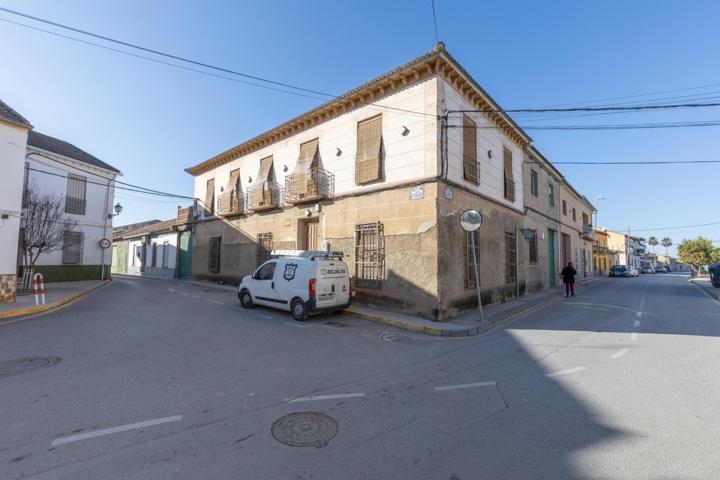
[641,266,656,274]
[609,265,629,277]
[709,263,720,288]
[655,265,670,273]
[626,266,639,277]
[238,250,351,321]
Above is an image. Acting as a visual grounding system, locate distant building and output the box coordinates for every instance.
[558,183,596,280]
[0,99,32,303]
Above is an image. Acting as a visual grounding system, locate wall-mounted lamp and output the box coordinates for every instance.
[401,126,410,136]
[248,176,252,183]
[487,150,493,159]
[336,147,342,157]
[220,186,224,192]
[283,164,288,172]
[112,202,123,217]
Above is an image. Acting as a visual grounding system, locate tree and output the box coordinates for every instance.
[647,236,659,253]
[660,237,673,257]
[21,184,78,267]
[677,237,719,276]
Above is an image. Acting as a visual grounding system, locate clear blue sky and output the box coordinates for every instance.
[2,0,719,255]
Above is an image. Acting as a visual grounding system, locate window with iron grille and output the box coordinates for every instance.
[257,232,273,267]
[503,147,515,201]
[530,170,538,197]
[529,232,538,265]
[355,222,385,287]
[562,200,567,216]
[548,183,555,207]
[505,231,517,285]
[65,174,87,215]
[572,208,577,222]
[462,115,479,185]
[62,231,83,264]
[465,230,480,289]
[208,236,221,273]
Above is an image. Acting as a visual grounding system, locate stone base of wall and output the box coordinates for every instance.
[0,274,17,303]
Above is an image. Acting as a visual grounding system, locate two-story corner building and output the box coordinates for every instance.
[0,99,32,304]
[24,131,121,281]
[184,44,533,320]
[558,182,596,280]
[628,236,646,269]
[520,146,563,293]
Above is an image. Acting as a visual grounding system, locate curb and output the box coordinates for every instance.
[690,279,720,301]
[0,280,112,322]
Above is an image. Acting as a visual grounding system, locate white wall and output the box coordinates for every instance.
[193,78,439,214]
[150,232,177,270]
[441,78,525,211]
[25,149,116,266]
[0,122,28,275]
[127,239,143,275]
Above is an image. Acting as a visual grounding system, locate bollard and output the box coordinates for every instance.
[33,273,46,306]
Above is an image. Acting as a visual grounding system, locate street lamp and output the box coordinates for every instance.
[113,202,123,216]
[594,195,605,229]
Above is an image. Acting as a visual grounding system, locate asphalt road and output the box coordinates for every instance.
[1,273,719,479]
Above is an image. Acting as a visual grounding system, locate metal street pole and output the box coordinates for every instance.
[460,209,485,323]
[470,232,484,323]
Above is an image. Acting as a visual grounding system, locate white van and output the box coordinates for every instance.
[238,250,351,321]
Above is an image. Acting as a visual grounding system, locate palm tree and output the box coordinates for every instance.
[661,237,673,256]
[648,236,659,253]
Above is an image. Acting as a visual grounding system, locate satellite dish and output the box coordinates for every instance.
[459,209,483,232]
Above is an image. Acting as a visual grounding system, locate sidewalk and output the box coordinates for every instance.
[0,280,110,321]
[347,276,603,337]
[691,277,720,301]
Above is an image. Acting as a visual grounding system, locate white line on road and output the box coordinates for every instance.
[190,295,201,299]
[206,300,224,305]
[51,415,183,446]
[286,393,365,403]
[546,366,587,378]
[610,348,629,360]
[180,292,190,296]
[168,288,175,293]
[285,321,318,328]
[630,332,638,342]
[636,311,642,318]
[433,381,497,391]
[634,320,641,327]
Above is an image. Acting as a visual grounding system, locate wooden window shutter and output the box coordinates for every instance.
[356,115,382,184]
[503,147,513,182]
[462,115,478,185]
[204,178,215,216]
[257,156,275,183]
[227,169,240,193]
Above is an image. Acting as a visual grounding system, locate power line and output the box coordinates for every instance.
[609,221,720,233]
[430,0,440,44]
[448,119,720,131]
[450,102,720,114]
[528,160,720,165]
[0,9,435,119]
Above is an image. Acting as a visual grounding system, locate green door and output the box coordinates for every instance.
[112,246,127,274]
[548,229,557,287]
[178,231,192,279]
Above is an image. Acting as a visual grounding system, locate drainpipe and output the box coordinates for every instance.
[515,225,519,298]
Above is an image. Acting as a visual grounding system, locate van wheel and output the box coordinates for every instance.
[290,298,308,321]
[239,290,254,309]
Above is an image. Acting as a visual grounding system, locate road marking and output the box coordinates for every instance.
[638,281,650,312]
[180,292,190,296]
[546,366,587,378]
[257,314,274,320]
[190,295,201,299]
[50,415,183,446]
[433,381,497,391]
[636,311,642,318]
[168,288,175,293]
[610,348,629,360]
[206,300,224,305]
[630,332,638,342]
[285,321,316,328]
[634,320,641,327]
[286,393,365,403]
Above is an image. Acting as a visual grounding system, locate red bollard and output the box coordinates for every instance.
[33,273,45,306]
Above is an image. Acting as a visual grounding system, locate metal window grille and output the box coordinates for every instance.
[529,233,538,265]
[65,175,87,215]
[505,231,517,286]
[208,236,221,273]
[465,230,480,289]
[354,222,385,287]
[257,232,273,267]
[62,231,83,264]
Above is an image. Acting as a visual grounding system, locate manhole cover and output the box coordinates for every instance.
[0,357,61,379]
[271,412,338,448]
[380,333,411,343]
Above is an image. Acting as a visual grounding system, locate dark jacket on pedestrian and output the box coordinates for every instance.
[561,265,577,284]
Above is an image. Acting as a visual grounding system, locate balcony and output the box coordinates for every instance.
[176,206,194,225]
[247,181,282,212]
[284,168,335,204]
[503,178,515,202]
[217,191,244,216]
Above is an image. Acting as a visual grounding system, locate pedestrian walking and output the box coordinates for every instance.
[560,262,577,297]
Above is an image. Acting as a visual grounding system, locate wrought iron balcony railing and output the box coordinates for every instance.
[504,178,516,202]
[284,167,335,204]
[217,191,244,216]
[247,181,282,212]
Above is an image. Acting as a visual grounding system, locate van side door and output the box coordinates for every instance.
[251,261,277,306]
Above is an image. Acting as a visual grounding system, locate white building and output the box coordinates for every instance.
[24,131,121,281]
[0,99,32,303]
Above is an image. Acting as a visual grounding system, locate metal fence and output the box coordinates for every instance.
[284,167,335,204]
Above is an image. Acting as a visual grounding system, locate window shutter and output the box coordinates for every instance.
[503,147,513,181]
[227,169,241,193]
[204,178,215,216]
[356,115,382,184]
[295,139,319,172]
[463,115,478,185]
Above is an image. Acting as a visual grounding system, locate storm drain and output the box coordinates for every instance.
[0,357,61,379]
[380,332,411,343]
[271,412,338,448]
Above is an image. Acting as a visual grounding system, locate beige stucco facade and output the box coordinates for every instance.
[559,183,595,280]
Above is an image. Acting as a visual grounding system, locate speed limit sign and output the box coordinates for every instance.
[99,238,111,249]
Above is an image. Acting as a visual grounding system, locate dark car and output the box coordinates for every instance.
[709,263,720,288]
[609,265,628,277]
